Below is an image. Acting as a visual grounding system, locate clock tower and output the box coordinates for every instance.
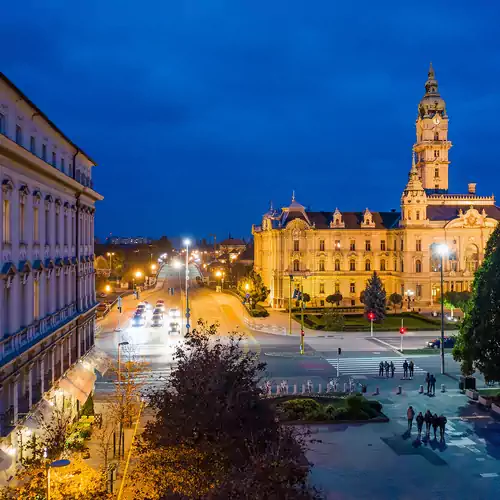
[413,63,452,193]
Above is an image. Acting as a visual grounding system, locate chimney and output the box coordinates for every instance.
[468,183,476,194]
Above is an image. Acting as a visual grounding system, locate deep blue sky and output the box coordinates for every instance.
[2,1,500,241]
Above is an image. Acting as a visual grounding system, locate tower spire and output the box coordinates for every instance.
[292,190,295,202]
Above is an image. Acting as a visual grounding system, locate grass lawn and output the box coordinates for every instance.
[478,388,500,397]
[295,312,458,332]
[399,348,454,355]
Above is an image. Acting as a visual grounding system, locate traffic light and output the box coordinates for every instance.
[367,312,375,321]
[400,327,407,334]
[300,330,305,337]
[338,347,342,355]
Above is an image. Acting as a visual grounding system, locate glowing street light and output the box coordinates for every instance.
[104,284,111,293]
[244,283,250,291]
[134,271,143,279]
[151,263,157,271]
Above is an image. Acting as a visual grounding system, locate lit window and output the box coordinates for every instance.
[33,207,39,242]
[349,260,356,271]
[380,259,386,271]
[416,260,422,273]
[334,259,340,271]
[2,199,11,243]
[380,240,386,251]
[293,259,300,272]
[15,125,23,146]
[416,239,422,252]
[365,260,371,271]
[319,239,325,251]
[350,282,356,293]
[350,240,356,251]
[334,239,341,249]
[319,283,325,294]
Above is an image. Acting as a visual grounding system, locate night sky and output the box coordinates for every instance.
[2,2,500,242]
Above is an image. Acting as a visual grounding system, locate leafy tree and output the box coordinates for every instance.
[389,292,403,313]
[453,225,500,382]
[359,291,365,304]
[238,269,269,304]
[324,310,345,331]
[363,272,386,323]
[326,293,342,306]
[142,320,320,499]
[443,291,471,317]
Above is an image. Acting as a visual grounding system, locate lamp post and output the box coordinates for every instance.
[406,289,414,311]
[107,252,115,271]
[184,239,191,335]
[172,259,184,334]
[437,244,449,374]
[289,275,294,335]
[117,341,129,458]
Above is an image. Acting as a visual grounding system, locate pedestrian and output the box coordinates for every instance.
[424,410,432,437]
[439,414,447,441]
[385,361,390,378]
[409,360,414,379]
[430,374,436,395]
[416,411,424,439]
[390,361,395,378]
[379,361,384,377]
[407,406,415,432]
[425,373,430,394]
[403,360,409,379]
[432,413,439,439]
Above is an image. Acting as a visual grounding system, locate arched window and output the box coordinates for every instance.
[380,259,386,271]
[401,260,404,272]
[365,260,371,271]
[465,243,479,272]
[416,211,420,221]
[415,260,422,273]
[319,259,325,272]
[349,260,356,271]
[334,259,341,271]
[293,259,300,272]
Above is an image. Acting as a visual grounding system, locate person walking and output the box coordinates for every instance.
[439,414,447,441]
[407,406,415,432]
[416,411,424,439]
[424,410,432,438]
[430,374,437,395]
[425,373,431,394]
[390,361,395,378]
[385,361,390,378]
[403,360,409,379]
[409,360,414,379]
[379,361,384,377]
[432,413,439,439]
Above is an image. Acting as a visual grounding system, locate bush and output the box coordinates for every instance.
[367,400,382,412]
[80,394,94,417]
[333,407,350,420]
[250,308,269,317]
[281,399,321,419]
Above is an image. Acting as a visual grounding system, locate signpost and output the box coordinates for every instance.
[337,347,341,377]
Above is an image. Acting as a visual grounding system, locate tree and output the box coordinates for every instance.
[326,293,342,306]
[324,310,345,331]
[363,272,386,323]
[453,224,500,382]
[142,320,320,498]
[389,292,403,313]
[443,290,471,318]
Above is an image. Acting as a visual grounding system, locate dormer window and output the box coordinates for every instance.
[330,208,345,228]
[361,208,375,228]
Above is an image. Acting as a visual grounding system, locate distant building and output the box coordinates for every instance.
[219,236,246,255]
[238,244,254,266]
[107,236,151,245]
[0,71,103,466]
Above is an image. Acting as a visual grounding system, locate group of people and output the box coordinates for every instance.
[406,406,447,440]
[378,360,415,379]
[425,373,438,395]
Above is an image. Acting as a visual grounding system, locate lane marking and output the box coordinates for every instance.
[480,473,499,478]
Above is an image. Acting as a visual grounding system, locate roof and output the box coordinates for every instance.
[220,237,246,246]
[427,205,500,221]
[239,244,254,261]
[0,72,97,165]
[281,210,401,230]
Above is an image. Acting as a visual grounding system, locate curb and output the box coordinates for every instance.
[284,415,390,425]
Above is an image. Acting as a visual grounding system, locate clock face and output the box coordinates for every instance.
[433,116,440,125]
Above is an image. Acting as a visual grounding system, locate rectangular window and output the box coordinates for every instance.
[64,214,68,245]
[319,283,325,294]
[20,203,25,242]
[2,199,10,243]
[335,283,340,294]
[34,280,40,319]
[416,239,422,252]
[33,207,39,241]
[350,282,356,293]
[15,125,23,146]
[319,260,325,272]
[380,259,386,271]
[45,209,50,244]
[416,211,420,220]
[400,284,405,296]
[320,299,325,307]
[334,239,341,250]
[393,240,397,251]
[55,212,59,244]
[400,240,404,251]
[42,144,47,161]
[380,240,386,251]
[416,284,422,298]
[434,150,440,158]
[434,167,439,178]
[349,260,356,271]
[0,113,5,134]
[349,240,356,251]
[351,299,356,306]
[365,240,371,251]
[61,158,65,173]
[401,260,404,272]
[52,152,56,167]
[319,239,325,251]
[30,136,36,154]
[293,240,299,251]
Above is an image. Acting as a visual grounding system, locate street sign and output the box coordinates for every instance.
[245,293,250,299]
[186,324,190,329]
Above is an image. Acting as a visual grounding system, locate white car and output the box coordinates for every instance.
[151,314,164,327]
[169,308,180,318]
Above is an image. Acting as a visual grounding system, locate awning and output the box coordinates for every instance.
[58,363,96,404]
[81,347,112,376]
[23,398,55,429]
[0,449,13,471]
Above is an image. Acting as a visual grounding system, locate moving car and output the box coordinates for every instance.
[169,307,180,318]
[156,299,165,305]
[427,336,456,349]
[169,321,180,334]
[155,303,165,313]
[153,307,163,317]
[132,312,145,327]
[151,314,163,327]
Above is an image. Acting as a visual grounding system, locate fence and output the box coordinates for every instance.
[243,317,286,335]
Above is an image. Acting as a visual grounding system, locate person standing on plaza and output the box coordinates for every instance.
[430,374,437,395]
[407,406,415,432]
[424,410,432,437]
[403,360,409,379]
[416,411,424,439]
[390,361,395,378]
[425,373,431,394]
[385,361,390,378]
[409,360,414,379]
[379,361,384,377]
[439,414,447,441]
[432,413,439,439]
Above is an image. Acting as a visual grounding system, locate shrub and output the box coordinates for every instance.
[333,408,350,420]
[250,308,269,317]
[345,394,364,413]
[367,400,382,413]
[281,399,321,419]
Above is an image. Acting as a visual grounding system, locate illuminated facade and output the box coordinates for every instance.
[253,65,500,309]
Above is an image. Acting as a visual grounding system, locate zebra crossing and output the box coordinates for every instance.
[324,356,426,376]
[94,367,175,394]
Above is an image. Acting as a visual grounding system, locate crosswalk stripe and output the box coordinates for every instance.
[324,357,425,375]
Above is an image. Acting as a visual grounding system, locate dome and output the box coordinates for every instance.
[418,63,447,118]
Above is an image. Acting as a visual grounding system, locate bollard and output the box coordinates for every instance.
[374,387,380,395]
[419,385,424,394]
[293,384,297,395]
[441,384,446,393]
[302,384,305,394]
[397,385,402,395]
[318,383,322,394]
[343,382,347,393]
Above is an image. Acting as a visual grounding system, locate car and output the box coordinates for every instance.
[155,303,165,312]
[143,300,152,310]
[427,336,456,349]
[169,307,180,318]
[132,313,145,327]
[169,321,180,333]
[153,307,163,316]
[156,299,165,305]
[151,314,164,327]
[98,292,107,298]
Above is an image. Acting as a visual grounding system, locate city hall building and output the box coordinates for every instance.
[0,73,103,469]
[253,66,500,309]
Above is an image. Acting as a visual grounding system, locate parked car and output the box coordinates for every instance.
[169,308,180,318]
[132,313,145,327]
[427,336,456,349]
[151,314,163,327]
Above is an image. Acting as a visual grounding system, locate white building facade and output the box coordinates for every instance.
[0,73,103,454]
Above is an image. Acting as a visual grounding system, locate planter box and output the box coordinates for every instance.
[478,395,492,408]
[491,403,500,416]
[466,389,479,400]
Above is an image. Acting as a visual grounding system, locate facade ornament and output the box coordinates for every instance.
[32,190,42,207]
[330,208,345,228]
[2,179,14,195]
[361,208,375,228]
[19,185,30,204]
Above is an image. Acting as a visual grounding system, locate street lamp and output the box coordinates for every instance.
[151,263,157,272]
[134,271,142,279]
[437,243,449,374]
[45,449,70,500]
[406,289,414,311]
[105,284,111,293]
[184,239,191,335]
[106,252,115,270]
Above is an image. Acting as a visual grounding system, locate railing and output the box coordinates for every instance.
[243,317,287,335]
